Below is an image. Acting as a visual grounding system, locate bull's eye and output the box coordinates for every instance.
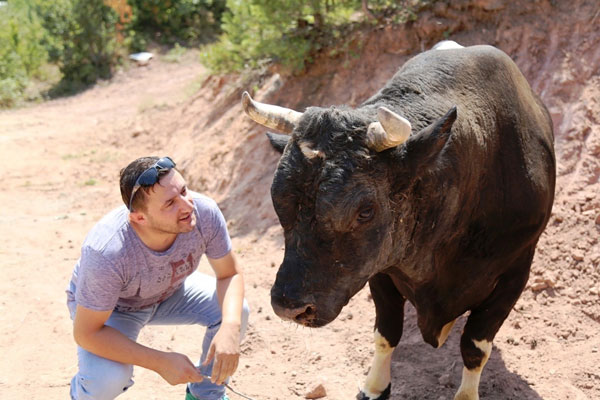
[357,206,375,223]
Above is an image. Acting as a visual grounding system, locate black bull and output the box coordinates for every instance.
[242,43,555,400]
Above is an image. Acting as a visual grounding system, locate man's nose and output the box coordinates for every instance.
[183,195,194,210]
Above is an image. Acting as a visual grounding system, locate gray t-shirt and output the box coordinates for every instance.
[67,193,231,313]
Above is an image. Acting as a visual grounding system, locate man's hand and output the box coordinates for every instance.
[202,322,241,385]
[155,351,205,385]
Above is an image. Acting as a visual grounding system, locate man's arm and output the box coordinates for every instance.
[205,251,245,385]
[73,305,204,385]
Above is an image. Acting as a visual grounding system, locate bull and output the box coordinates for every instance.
[242,41,555,399]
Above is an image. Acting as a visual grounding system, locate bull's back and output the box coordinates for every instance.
[373,45,555,277]
[399,45,554,225]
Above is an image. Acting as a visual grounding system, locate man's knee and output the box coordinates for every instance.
[72,361,133,399]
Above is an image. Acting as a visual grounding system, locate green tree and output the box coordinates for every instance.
[0,0,48,107]
[202,0,431,74]
[126,0,226,49]
[56,0,119,89]
[202,0,361,73]
[30,0,75,63]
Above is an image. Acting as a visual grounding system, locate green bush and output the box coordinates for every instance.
[56,0,120,89]
[30,0,75,63]
[0,0,48,107]
[0,0,121,103]
[202,0,432,74]
[201,0,363,74]
[126,0,226,48]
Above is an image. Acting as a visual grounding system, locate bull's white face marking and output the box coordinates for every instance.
[454,339,492,400]
[437,318,457,348]
[361,330,394,399]
[299,141,324,159]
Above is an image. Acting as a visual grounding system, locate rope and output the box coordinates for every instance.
[224,382,258,400]
[201,375,258,400]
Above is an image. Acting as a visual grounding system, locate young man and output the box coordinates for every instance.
[66,156,249,400]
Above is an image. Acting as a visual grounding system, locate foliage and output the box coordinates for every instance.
[30,0,75,63]
[201,0,347,73]
[0,0,48,107]
[53,0,120,92]
[126,0,226,49]
[0,0,121,102]
[0,0,431,108]
[163,43,187,63]
[202,0,431,74]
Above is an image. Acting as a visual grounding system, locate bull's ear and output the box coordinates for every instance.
[266,131,290,153]
[400,106,457,174]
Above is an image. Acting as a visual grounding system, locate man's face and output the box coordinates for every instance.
[141,169,197,234]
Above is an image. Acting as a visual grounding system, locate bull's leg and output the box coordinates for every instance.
[455,251,533,400]
[357,273,406,400]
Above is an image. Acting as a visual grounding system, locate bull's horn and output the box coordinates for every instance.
[241,91,302,134]
[366,107,412,152]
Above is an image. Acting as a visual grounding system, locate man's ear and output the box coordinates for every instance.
[266,131,290,154]
[398,106,457,177]
[129,210,147,226]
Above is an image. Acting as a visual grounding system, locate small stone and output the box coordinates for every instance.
[305,383,327,399]
[438,373,452,386]
[513,320,522,329]
[572,251,585,261]
[530,281,548,291]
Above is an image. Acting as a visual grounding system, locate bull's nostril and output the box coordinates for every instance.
[294,304,316,322]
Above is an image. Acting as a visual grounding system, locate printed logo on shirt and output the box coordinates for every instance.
[169,253,195,286]
[154,252,197,304]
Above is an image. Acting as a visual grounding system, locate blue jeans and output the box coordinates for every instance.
[68,272,250,400]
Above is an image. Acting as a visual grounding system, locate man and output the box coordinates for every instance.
[66,156,249,400]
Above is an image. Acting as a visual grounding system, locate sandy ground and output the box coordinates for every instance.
[1,1,599,399]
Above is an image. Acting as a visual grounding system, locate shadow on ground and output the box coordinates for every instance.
[389,304,543,400]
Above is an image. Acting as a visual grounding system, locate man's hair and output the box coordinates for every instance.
[119,156,176,212]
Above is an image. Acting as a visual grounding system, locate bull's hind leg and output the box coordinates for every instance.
[455,251,534,400]
[357,273,406,400]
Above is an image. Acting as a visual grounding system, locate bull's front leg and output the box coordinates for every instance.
[357,273,406,400]
[454,251,533,400]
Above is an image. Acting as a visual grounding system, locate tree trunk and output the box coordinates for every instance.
[362,0,377,20]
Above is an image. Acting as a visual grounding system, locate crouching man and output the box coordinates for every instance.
[66,156,249,400]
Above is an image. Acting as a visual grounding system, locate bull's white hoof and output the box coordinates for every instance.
[454,388,479,400]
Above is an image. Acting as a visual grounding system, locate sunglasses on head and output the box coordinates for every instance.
[128,156,176,211]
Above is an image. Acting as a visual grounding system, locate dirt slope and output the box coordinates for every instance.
[0,0,598,399]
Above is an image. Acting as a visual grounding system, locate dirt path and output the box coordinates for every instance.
[1,1,600,399]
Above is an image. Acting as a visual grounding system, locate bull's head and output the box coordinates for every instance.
[242,92,456,327]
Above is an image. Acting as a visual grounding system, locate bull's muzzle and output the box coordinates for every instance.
[271,299,318,326]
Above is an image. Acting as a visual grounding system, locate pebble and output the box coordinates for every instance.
[438,373,452,386]
[305,383,327,399]
[572,251,585,261]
